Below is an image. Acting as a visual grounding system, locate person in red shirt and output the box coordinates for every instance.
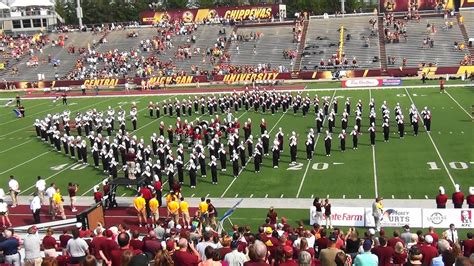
[139,184,153,217]
[436,186,448,208]
[452,184,465,208]
[462,232,474,257]
[90,228,106,258]
[129,230,143,252]
[59,230,72,249]
[418,235,438,266]
[110,232,141,266]
[98,229,119,265]
[372,237,394,266]
[316,229,329,254]
[172,238,200,266]
[426,227,439,247]
[388,230,405,248]
[266,207,278,226]
[279,245,297,266]
[93,185,103,204]
[467,187,474,208]
[42,228,59,258]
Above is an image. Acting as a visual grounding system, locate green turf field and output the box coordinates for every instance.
[0,83,472,201]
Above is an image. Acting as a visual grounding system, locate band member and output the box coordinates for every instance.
[62,93,67,105]
[166,164,175,191]
[338,129,346,152]
[368,123,376,146]
[324,131,332,156]
[130,107,138,130]
[176,156,184,184]
[382,119,390,142]
[218,144,227,171]
[209,156,218,184]
[397,114,405,138]
[254,147,262,173]
[412,114,419,136]
[231,150,239,178]
[272,140,280,169]
[262,130,270,156]
[421,107,432,132]
[188,160,197,188]
[436,186,448,209]
[306,136,313,160]
[351,126,360,149]
[148,101,154,117]
[198,152,206,178]
[439,78,445,93]
[289,132,297,165]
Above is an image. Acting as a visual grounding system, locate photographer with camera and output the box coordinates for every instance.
[68,182,79,212]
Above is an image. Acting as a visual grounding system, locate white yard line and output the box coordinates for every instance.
[0,151,51,175]
[372,146,379,198]
[444,89,473,119]
[132,95,175,134]
[20,163,78,195]
[221,108,288,198]
[404,88,456,187]
[296,89,336,198]
[0,101,50,118]
[0,139,33,154]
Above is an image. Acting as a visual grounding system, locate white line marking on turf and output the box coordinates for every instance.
[372,146,379,198]
[0,139,33,154]
[408,195,412,199]
[449,131,452,134]
[280,194,284,198]
[445,90,473,118]
[250,194,253,198]
[296,90,337,198]
[326,194,329,199]
[121,193,127,197]
[21,163,78,195]
[80,178,109,196]
[342,195,345,199]
[392,195,394,199]
[0,151,50,175]
[311,194,314,199]
[191,194,195,197]
[405,88,456,188]
[265,194,268,198]
[205,193,209,198]
[220,106,287,198]
[235,194,239,198]
[358,195,361,199]
[425,195,428,199]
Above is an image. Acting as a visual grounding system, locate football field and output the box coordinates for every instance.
[0,84,472,201]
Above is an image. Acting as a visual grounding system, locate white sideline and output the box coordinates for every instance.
[296,89,337,198]
[369,88,379,198]
[444,89,473,119]
[404,88,456,188]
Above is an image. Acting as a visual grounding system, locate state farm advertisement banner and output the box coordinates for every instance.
[423,209,474,228]
[310,207,365,227]
[140,5,281,25]
[365,208,423,228]
[380,0,454,12]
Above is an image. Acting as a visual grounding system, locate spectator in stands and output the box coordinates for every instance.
[392,242,407,265]
[462,232,474,257]
[172,238,200,265]
[0,229,20,266]
[445,224,459,244]
[372,237,394,266]
[111,232,141,266]
[354,239,378,266]
[319,234,342,266]
[66,228,89,264]
[224,240,247,265]
[43,228,59,258]
[406,245,423,265]
[246,240,269,266]
[23,226,43,266]
[401,225,412,245]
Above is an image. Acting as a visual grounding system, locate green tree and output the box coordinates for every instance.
[198,0,216,8]
[166,0,188,9]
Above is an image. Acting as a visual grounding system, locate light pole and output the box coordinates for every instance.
[76,0,83,29]
[341,0,346,15]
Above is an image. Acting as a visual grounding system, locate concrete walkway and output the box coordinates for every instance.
[13,196,454,209]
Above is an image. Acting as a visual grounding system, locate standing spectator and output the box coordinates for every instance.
[30,192,41,224]
[224,240,248,265]
[68,182,78,212]
[98,229,119,265]
[392,242,407,265]
[372,197,383,232]
[110,232,141,266]
[180,197,190,228]
[0,198,12,227]
[372,237,394,266]
[388,230,405,248]
[452,184,464,208]
[461,232,474,257]
[354,240,378,266]
[35,176,46,204]
[436,186,447,208]
[8,175,19,207]
[53,188,66,220]
[245,240,269,266]
[319,234,342,266]
[419,235,438,266]
[426,227,439,245]
[406,246,423,265]
[133,193,147,227]
[23,226,43,266]
[42,228,59,258]
[207,199,217,228]
[401,225,412,245]
[323,198,332,229]
[66,228,89,264]
[0,229,20,266]
[59,230,72,251]
[431,239,450,266]
[444,224,459,244]
[345,228,361,259]
[196,231,217,260]
[172,238,200,265]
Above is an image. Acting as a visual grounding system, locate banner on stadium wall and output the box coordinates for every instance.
[365,208,423,228]
[309,207,365,227]
[213,72,291,83]
[379,0,454,12]
[139,4,282,25]
[423,209,474,228]
[341,78,402,88]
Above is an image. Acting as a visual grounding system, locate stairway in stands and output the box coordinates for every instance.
[377,17,388,75]
[293,19,309,75]
[456,13,474,58]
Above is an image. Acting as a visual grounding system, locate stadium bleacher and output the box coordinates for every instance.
[301,15,381,70]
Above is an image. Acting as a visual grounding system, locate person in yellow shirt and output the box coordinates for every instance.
[165,191,177,216]
[198,197,208,225]
[149,195,159,227]
[179,197,190,228]
[133,193,147,227]
[167,199,179,225]
[52,188,66,220]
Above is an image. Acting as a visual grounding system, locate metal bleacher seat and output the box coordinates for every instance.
[302,15,381,70]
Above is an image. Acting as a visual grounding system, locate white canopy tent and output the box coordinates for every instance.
[10,0,54,7]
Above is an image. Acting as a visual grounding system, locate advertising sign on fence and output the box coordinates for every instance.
[310,207,365,227]
[423,209,473,228]
[365,208,423,228]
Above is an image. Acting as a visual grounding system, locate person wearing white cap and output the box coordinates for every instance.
[467,187,474,208]
[452,184,464,208]
[436,186,448,208]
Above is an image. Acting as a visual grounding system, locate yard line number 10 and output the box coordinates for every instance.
[427,161,473,170]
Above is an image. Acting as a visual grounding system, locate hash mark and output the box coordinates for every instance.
[326,194,329,199]
[280,194,284,198]
[311,194,314,199]
[392,195,395,199]
[343,195,345,199]
[265,194,268,198]
[250,194,254,198]
[205,193,209,198]
[235,194,239,198]
[408,195,412,199]
[358,195,361,199]
[425,195,429,199]
[191,193,195,197]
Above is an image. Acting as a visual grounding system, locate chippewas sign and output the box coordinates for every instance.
[83,78,120,87]
[221,73,282,82]
[140,4,283,25]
